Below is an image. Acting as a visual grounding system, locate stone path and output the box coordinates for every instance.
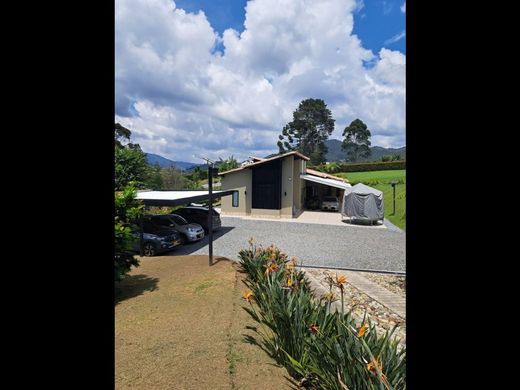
[342,271,405,318]
[302,267,406,345]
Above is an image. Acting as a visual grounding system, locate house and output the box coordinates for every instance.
[219,151,351,218]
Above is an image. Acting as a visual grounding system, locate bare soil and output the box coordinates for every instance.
[115,255,292,390]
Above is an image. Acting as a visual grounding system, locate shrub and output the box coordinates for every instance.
[314,161,406,174]
[114,183,144,281]
[238,241,406,389]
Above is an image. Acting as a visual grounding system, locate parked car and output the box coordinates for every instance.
[132,220,183,256]
[321,196,340,211]
[173,206,221,233]
[150,214,205,243]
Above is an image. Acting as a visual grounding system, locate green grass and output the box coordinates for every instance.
[336,169,406,231]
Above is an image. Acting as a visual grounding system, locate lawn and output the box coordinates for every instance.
[115,255,294,390]
[336,169,406,231]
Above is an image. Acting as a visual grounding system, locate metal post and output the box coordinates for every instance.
[390,181,398,216]
[393,184,396,216]
[139,214,144,257]
[208,163,213,266]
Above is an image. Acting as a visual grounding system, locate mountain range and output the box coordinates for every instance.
[145,153,201,170]
[324,139,406,162]
[146,141,405,170]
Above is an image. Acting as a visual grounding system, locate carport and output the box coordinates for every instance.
[300,169,352,210]
[135,189,237,265]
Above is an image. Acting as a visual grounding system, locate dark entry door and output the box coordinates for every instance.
[252,160,282,209]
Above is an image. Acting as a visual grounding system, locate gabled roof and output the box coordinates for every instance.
[219,151,310,175]
[305,168,349,183]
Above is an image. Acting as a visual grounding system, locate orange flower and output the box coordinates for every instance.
[291,257,298,266]
[336,274,347,286]
[358,323,367,337]
[265,263,279,275]
[242,291,254,302]
[309,324,319,334]
[367,356,382,374]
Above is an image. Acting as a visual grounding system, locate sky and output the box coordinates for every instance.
[116,0,406,163]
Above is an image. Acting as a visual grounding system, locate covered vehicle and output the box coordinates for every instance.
[342,183,384,224]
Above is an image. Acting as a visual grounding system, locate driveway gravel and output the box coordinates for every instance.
[173,217,405,273]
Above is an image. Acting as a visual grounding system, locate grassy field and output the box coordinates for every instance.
[336,169,406,231]
[115,255,293,390]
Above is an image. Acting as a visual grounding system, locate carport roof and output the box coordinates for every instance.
[300,174,352,190]
[135,190,237,207]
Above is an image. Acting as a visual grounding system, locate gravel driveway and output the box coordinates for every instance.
[173,217,406,273]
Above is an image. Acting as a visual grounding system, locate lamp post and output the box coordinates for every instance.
[390,181,398,216]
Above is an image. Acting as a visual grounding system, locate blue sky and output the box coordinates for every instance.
[175,0,405,55]
[116,0,406,163]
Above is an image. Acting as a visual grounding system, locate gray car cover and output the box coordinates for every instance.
[342,183,384,221]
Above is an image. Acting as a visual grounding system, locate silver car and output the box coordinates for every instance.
[151,214,205,243]
[321,196,340,211]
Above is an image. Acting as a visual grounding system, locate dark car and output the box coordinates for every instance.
[173,206,221,234]
[132,219,183,256]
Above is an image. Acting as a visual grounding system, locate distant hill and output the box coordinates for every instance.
[325,139,406,162]
[145,153,200,170]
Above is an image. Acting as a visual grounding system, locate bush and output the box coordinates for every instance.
[315,160,406,174]
[238,241,406,389]
[115,183,144,281]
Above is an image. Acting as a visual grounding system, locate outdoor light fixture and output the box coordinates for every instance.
[390,181,398,216]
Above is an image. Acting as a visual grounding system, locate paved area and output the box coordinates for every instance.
[218,208,387,228]
[172,216,406,273]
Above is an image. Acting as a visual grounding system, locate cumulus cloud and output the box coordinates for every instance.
[116,0,406,162]
[401,2,406,13]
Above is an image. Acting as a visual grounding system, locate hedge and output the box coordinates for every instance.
[312,160,406,174]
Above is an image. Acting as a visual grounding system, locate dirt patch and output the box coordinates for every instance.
[115,255,293,390]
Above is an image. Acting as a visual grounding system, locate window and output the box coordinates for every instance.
[232,191,239,207]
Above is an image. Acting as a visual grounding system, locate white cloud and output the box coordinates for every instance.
[401,2,406,13]
[116,0,406,162]
[355,0,365,13]
[384,30,406,45]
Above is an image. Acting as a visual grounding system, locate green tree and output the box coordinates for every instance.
[277,98,335,165]
[391,154,402,161]
[145,163,163,190]
[115,146,148,190]
[341,119,372,162]
[114,123,149,190]
[160,166,198,189]
[218,155,239,172]
[115,123,131,148]
[115,183,144,281]
[381,155,391,162]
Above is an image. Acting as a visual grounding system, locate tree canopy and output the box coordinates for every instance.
[218,155,239,172]
[277,98,335,165]
[341,119,372,162]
